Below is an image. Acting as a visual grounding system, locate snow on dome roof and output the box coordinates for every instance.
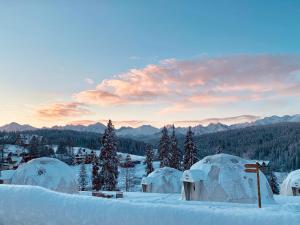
[280,169,300,196]
[184,153,274,203]
[11,157,78,194]
[142,167,182,193]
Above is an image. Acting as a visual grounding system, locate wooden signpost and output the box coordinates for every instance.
[244,163,261,208]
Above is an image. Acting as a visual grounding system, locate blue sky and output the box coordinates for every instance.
[0,1,299,127]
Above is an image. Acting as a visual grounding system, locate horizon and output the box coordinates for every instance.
[2,113,300,129]
[1,1,300,128]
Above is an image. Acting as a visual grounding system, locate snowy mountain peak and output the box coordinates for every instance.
[0,122,36,132]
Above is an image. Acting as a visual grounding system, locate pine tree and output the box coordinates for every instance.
[158,126,170,168]
[29,136,40,158]
[99,120,119,191]
[56,142,67,155]
[124,154,135,192]
[78,162,88,191]
[92,154,101,191]
[169,125,180,170]
[145,144,154,175]
[183,127,197,170]
[269,172,280,194]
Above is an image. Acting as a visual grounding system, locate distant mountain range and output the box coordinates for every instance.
[0,122,37,132]
[1,114,300,138]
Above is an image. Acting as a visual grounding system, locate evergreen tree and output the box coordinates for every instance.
[99,120,119,191]
[183,127,197,170]
[92,154,101,191]
[145,144,154,175]
[29,136,40,158]
[269,172,280,194]
[78,162,88,191]
[56,142,67,155]
[169,125,181,170]
[158,126,170,168]
[124,154,135,191]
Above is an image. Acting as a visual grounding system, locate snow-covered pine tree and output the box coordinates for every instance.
[124,154,135,191]
[29,136,40,158]
[170,125,181,170]
[78,161,88,191]
[269,172,280,194]
[183,127,197,170]
[99,120,119,191]
[158,126,170,168]
[145,144,154,175]
[92,154,101,191]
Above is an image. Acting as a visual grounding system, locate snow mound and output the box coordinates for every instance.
[0,185,300,225]
[281,169,300,196]
[11,157,78,193]
[142,167,182,193]
[182,154,274,203]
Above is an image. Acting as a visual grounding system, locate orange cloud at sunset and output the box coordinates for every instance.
[36,102,91,121]
[34,55,300,124]
[74,55,300,111]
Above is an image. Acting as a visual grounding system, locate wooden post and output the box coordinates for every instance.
[244,163,262,208]
[256,163,262,208]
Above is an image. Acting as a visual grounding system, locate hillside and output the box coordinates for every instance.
[0,129,147,156]
[193,122,300,171]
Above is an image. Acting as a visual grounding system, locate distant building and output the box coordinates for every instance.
[281,169,300,196]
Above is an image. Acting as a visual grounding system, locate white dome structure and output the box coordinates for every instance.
[280,169,300,196]
[182,154,274,203]
[11,157,78,194]
[142,167,182,193]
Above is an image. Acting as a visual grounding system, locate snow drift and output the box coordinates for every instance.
[11,157,78,193]
[281,169,300,196]
[182,154,274,203]
[0,185,299,225]
[142,167,182,193]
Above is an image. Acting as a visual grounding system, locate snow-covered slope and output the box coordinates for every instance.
[11,157,78,193]
[0,185,299,225]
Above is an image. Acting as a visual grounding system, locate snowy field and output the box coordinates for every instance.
[0,185,300,225]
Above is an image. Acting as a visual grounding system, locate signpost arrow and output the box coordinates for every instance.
[245,164,258,168]
[244,168,257,173]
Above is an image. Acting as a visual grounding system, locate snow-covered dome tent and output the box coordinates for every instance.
[182,154,274,203]
[141,167,182,193]
[280,169,300,196]
[11,157,78,194]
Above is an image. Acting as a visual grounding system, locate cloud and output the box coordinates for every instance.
[85,78,95,85]
[74,55,300,113]
[36,102,91,121]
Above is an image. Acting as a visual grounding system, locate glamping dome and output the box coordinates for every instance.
[182,154,274,203]
[141,167,182,193]
[11,157,78,194]
[281,169,300,196]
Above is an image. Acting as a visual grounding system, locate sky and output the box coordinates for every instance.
[0,0,299,128]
